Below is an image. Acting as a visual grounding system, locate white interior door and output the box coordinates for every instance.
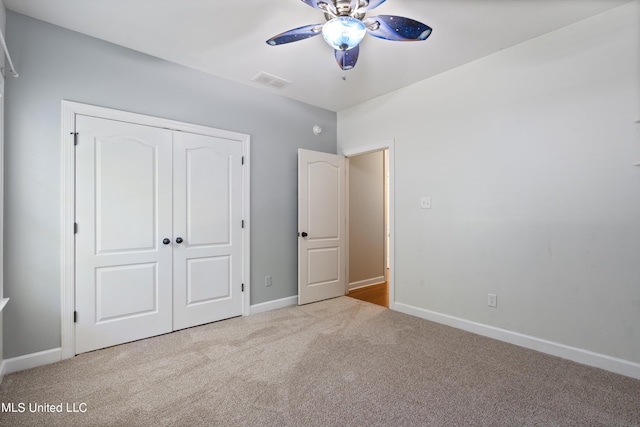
[172,132,244,330]
[75,116,173,354]
[298,149,346,305]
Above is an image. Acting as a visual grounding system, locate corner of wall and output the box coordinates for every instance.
[0,0,6,383]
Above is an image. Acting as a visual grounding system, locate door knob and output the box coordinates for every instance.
[176,237,184,244]
[162,238,171,245]
[301,232,308,238]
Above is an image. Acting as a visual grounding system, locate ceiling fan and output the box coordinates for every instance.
[266,0,433,71]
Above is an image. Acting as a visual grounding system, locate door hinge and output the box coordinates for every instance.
[242,220,245,229]
[74,223,78,234]
[74,311,78,323]
[71,132,78,145]
[241,283,244,292]
[241,156,245,165]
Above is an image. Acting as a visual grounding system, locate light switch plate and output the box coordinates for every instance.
[488,294,497,308]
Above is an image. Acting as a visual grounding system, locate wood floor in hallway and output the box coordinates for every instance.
[347,282,388,308]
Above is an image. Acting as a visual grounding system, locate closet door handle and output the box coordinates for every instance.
[176,237,184,244]
[162,238,171,245]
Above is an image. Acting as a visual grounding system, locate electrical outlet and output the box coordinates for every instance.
[488,294,497,308]
[265,275,272,287]
[420,197,432,209]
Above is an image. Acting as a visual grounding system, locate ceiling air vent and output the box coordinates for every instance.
[251,72,292,90]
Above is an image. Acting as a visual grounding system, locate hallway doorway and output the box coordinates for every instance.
[346,149,389,308]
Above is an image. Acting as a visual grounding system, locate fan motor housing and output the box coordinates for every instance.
[326,0,366,20]
[335,0,351,15]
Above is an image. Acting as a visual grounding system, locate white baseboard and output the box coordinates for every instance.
[394,302,640,380]
[8,302,637,381]
[250,295,297,315]
[0,359,6,385]
[5,296,301,374]
[5,348,62,374]
[348,276,386,291]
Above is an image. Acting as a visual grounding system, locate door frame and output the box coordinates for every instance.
[341,139,395,309]
[60,101,251,360]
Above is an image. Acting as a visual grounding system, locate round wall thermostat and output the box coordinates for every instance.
[313,125,322,135]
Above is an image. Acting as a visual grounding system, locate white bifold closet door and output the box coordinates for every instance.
[75,115,243,354]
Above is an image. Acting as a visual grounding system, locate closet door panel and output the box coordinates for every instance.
[185,147,231,246]
[75,116,173,354]
[172,132,243,330]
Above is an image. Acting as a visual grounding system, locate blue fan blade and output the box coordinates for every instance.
[358,0,387,12]
[364,15,432,41]
[266,24,324,46]
[300,0,337,15]
[335,45,360,70]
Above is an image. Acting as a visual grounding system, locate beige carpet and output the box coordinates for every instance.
[1,297,639,426]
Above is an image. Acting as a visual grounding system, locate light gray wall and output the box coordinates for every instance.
[338,2,640,364]
[348,151,385,287]
[3,12,337,359]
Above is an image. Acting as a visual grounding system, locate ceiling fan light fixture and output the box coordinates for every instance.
[322,16,366,51]
[266,1,433,71]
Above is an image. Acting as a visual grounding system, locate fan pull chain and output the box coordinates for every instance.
[342,50,347,81]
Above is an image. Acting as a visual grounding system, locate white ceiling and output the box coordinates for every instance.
[3,0,631,112]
